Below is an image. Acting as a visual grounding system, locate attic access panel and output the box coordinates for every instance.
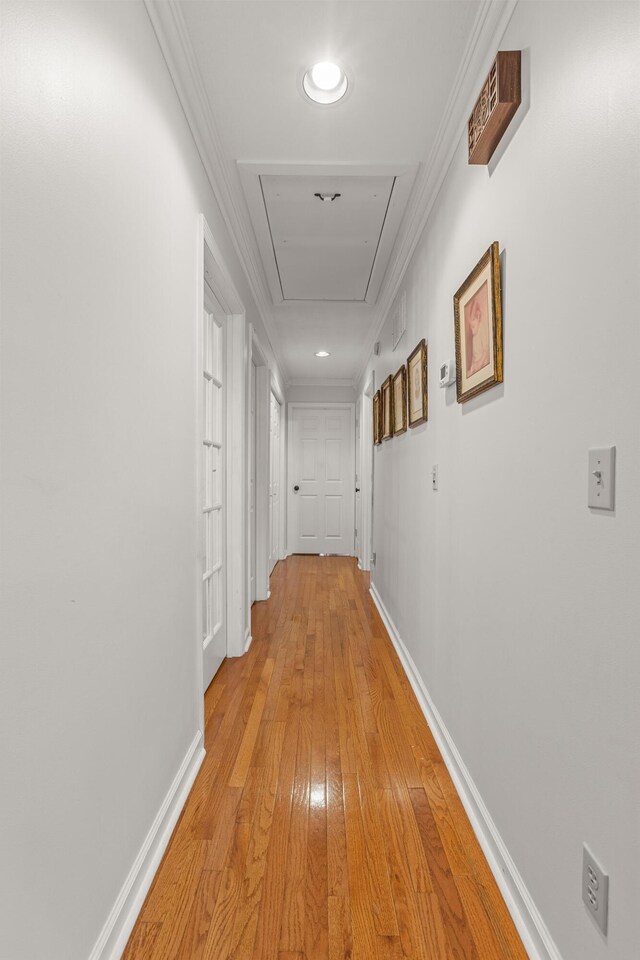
[260,175,395,301]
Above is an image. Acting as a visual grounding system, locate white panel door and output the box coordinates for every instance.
[289,406,355,555]
[201,290,226,690]
[269,392,281,573]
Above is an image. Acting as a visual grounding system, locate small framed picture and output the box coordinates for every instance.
[453,241,503,403]
[381,375,393,440]
[392,365,407,436]
[407,339,428,427]
[373,390,382,445]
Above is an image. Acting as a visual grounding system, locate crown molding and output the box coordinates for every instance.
[286,378,356,390]
[143,0,290,381]
[144,0,518,391]
[355,0,520,387]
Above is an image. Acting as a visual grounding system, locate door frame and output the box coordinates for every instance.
[359,375,375,571]
[246,325,270,611]
[270,373,287,566]
[201,284,227,690]
[286,402,356,557]
[268,388,284,576]
[196,215,246,730]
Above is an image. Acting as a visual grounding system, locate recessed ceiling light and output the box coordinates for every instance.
[303,61,348,105]
[315,350,331,358]
[312,61,342,91]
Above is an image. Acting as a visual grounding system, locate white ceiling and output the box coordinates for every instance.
[177,0,482,382]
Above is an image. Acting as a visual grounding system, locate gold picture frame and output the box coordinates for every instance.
[407,339,428,427]
[392,365,407,436]
[381,375,393,440]
[373,390,382,445]
[453,241,503,403]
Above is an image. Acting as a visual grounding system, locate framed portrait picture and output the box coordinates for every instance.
[373,390,382,445]
[453,241,503,403]
[381,375,393,440]
[392,366,407,436]
[407,339,428,427]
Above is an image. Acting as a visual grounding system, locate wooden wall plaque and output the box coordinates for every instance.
[468,51,521,165]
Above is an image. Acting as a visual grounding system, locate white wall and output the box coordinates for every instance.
[0,2,281,958]
[360,3,640,959]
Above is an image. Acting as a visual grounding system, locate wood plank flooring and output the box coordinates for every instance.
[123,556,528,960]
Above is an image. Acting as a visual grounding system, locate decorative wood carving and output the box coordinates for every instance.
[468,51,521,165]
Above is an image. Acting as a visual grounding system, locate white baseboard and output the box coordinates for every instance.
[88,731,205,960]
[369,583,563,960]
[243,627,252,653]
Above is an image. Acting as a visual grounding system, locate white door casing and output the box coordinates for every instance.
[198,213,246,716]
[249,359,257,603]
[355,404,361,563]
[201,287,226,690]
[359,376,374,571]
[288,403,355,556]
[247,328,270,606]
[269,392,281,573]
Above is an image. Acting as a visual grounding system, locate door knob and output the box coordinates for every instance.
[293,485,300,492]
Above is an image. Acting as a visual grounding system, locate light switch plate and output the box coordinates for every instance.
[431,465,438,491]
[588,447,615,510]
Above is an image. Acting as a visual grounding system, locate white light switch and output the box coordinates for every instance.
[432,464,438,491]
[588,447,615,510]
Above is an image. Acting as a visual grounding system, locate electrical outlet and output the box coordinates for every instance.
[582,844,609,935]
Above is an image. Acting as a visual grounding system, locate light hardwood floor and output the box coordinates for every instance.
[123,556,528,960]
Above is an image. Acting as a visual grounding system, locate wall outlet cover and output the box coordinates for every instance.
[582,844,609,935]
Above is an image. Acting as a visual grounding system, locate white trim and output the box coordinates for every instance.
[199,215,247,663]
[369,583,563,960]
[355,0,519,385]
[88,733,205,960]
[226,308,247,658]
[144,0,516,390]
[255,364,271,601]
[358,377,374,572]
[287,378,356,389]
[243,626,252,654]
[287,402,357,409]
[268,377,287,564]
[268,388,282,575]
[246,327,257,620]
[278,403,288,564]
[270,369,285,406]
[246,326,271,608]
[143,0,288,379]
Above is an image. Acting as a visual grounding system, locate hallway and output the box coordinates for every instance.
[124,556,527,960]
